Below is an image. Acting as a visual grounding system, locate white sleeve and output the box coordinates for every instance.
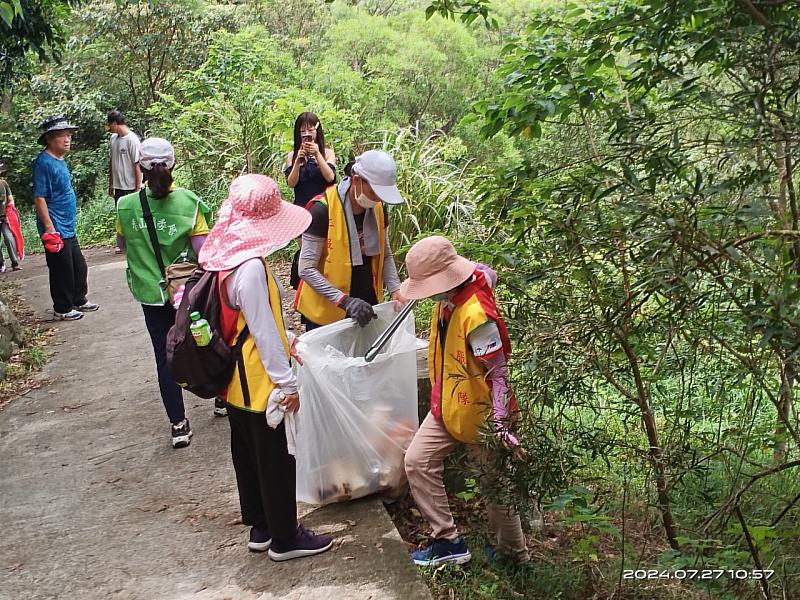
[226,258,297,394]
[468,321,503,357]
[130,135,141,162]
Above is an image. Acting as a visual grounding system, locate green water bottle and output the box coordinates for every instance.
[189,311,212,347]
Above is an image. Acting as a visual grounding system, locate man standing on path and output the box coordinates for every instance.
[32,115,99,321]
[107,110,141,254]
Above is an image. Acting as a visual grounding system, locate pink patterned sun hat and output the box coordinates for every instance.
[199,174,312,271]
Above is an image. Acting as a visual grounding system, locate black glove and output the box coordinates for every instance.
[341,295,376,327]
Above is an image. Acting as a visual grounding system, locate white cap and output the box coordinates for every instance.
[352,150,404,205]
[140,137,175,170]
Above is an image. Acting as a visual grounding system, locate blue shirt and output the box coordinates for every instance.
[32,151,77,238]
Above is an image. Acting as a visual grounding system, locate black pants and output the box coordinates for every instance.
[44,236,88,314]
[0,220,19,267]
[113,188,136,206]
[301,316,321,331]
[141,304,185,425]
[228,405,297,542]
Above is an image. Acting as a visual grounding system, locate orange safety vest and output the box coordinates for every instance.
[294,185,385,325]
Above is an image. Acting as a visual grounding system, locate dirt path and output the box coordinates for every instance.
[0,248,430,600]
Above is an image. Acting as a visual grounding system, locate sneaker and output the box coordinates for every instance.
[267,525,333,562]
[75,302,99,312]
[170,419,193,448]
[114,247,123,254]
[213,397,228,417]
[11,264,20,271]
[0,264,6,273]
[411,536,472,566]
[248,526,272,552]
[54,309,84,321]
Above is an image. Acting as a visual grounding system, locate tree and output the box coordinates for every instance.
[445,0,800,573]
[147,26,360,204]
[68,0,240,118]
[0,0,71,108]
[312,10,493,134]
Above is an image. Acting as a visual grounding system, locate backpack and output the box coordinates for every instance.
[166,268,251,401]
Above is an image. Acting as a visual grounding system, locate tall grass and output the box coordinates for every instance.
[372,127,481,259]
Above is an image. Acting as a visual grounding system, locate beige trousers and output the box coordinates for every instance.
[404,412,529,561]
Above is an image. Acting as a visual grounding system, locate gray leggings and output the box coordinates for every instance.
[0,220,18,266]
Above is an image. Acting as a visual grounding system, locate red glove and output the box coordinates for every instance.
[41,232,64,253]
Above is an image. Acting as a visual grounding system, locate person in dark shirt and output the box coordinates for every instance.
[284,112,336,207]
[284,112,337,288]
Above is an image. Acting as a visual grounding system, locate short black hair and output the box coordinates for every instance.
[107,110,125,125]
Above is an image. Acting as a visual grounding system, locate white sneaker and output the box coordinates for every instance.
[170,419,193,448]
[54,309,84,321]
[213,397,228,417]
[75,302,99,312]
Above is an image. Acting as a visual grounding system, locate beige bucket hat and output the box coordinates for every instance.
[399,236,476,300]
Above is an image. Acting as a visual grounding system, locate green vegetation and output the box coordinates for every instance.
[0,280,51,408]
[4,0,800,598]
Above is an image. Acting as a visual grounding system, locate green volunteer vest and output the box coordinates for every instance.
[117,187,208,305]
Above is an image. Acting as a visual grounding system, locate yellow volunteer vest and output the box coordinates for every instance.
[429,295,493,443]
[295,186,386,325]
[224,264,290,413]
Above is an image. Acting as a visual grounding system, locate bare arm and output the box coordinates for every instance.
[108,158,114,196]
[34,196,56,233]
[134,162,142,191]
[286,151,303,188]
[317,147,336,183]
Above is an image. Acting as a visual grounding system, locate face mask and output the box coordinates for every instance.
[431,292,451,302]
[354,180,378,209]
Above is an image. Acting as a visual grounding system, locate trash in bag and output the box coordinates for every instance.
[295,302,419,505]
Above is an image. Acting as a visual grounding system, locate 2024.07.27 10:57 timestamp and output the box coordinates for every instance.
[623,569,774,580]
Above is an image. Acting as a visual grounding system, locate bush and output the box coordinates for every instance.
[18,188,117,255]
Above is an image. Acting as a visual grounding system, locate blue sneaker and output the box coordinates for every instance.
[411,536,472,566]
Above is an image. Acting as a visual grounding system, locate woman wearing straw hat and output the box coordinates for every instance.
[199,174,333,561]
[294,149,407,330]
[400,236,529,567]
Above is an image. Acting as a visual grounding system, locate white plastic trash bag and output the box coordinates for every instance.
[295,302,419,504]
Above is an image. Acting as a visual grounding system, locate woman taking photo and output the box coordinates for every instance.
[284,112,336,288]
[294,149,407,330]
[116,137,211,448]
[284,112,336,207]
